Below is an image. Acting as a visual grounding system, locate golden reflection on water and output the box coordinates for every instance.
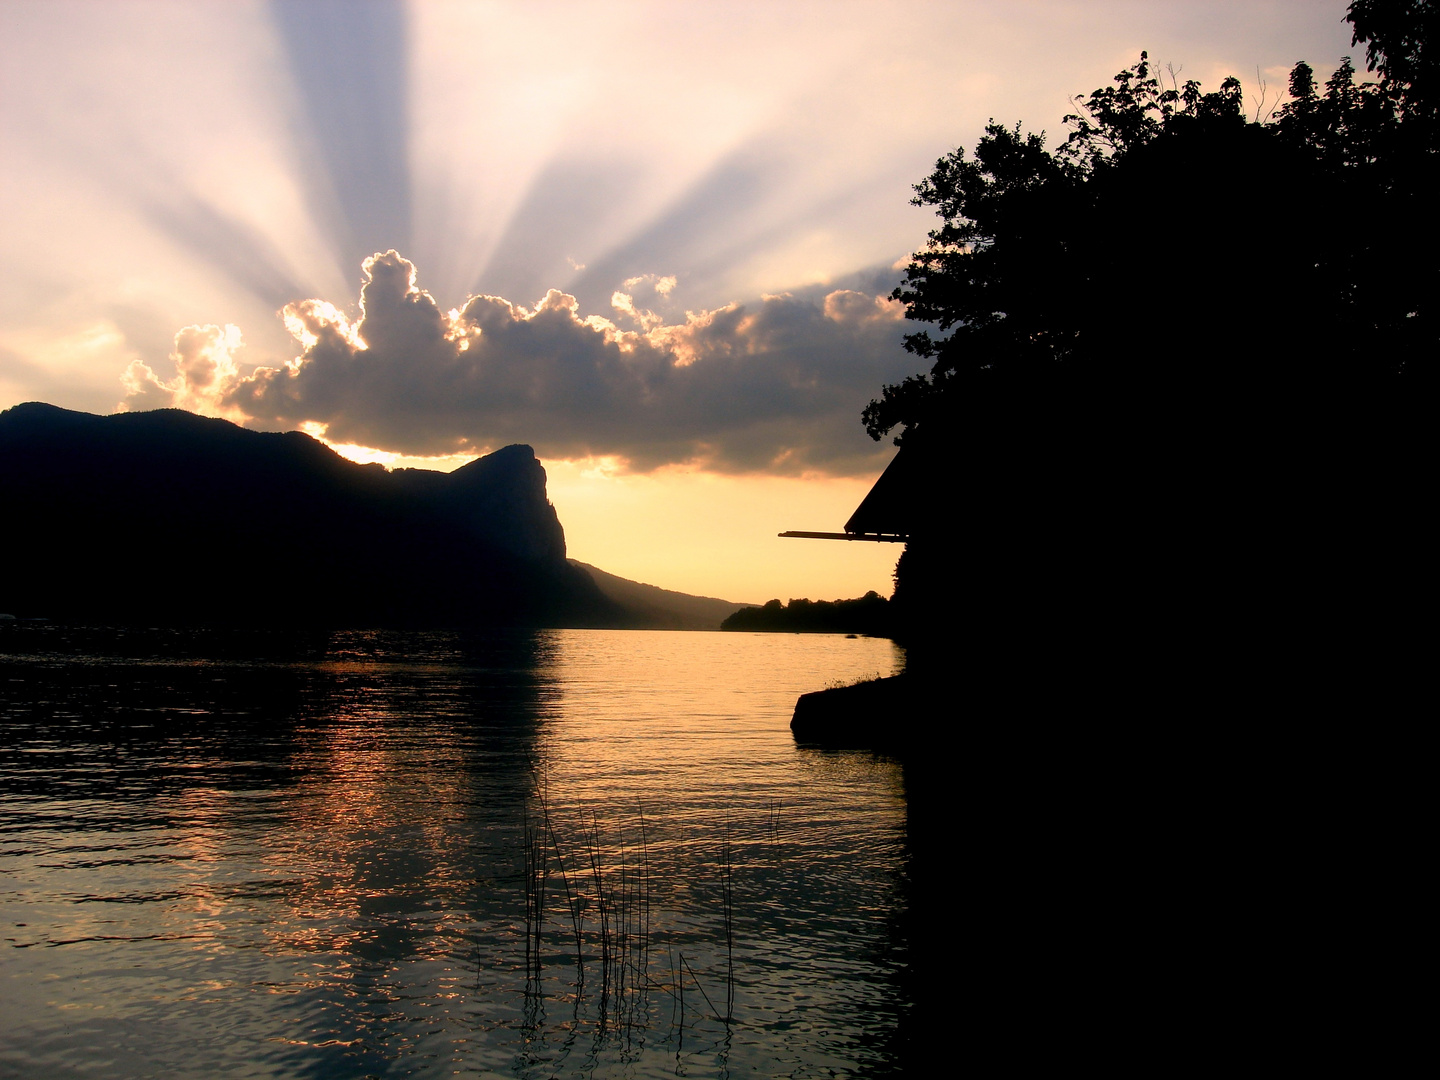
[1,628,909,1077]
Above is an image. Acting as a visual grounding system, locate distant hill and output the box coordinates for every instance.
[571,561,749,630]
[0,402,622,628]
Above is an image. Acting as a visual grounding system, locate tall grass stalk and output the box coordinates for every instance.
[519,788,750,1049]
[723,812,735,1024]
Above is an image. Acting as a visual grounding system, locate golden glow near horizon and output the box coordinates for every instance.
[315,437,898,603]
[323,438,478,474]
[545,460,900,604]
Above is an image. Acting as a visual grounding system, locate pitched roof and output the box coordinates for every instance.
[844,445,923,537]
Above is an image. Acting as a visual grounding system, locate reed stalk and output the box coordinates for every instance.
[541,778,584,980]
[519,795,746,1049]
[724,812,734,1024]
[679,952,722,1022]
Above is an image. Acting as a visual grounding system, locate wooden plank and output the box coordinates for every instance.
[778,531,908,542]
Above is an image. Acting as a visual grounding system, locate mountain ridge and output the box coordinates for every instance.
[0,403,755,631]
[0,403,610,627]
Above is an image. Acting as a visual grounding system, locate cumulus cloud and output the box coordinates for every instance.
[122,323,247,418]
[624,273,677,297]
[609,289,664,332]
[823,289,905,326]
[123,251,915,474]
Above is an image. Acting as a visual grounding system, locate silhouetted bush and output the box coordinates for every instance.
[721,592,893,635]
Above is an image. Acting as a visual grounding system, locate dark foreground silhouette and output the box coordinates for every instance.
[792,14,1430,1063]
[793,10,1430,753]
[0,403,633,628]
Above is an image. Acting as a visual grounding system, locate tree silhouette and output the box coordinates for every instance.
[868,4,1432,693]
[869,11,1433,452]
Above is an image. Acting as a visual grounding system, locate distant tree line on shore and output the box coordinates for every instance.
[721,592,893,636]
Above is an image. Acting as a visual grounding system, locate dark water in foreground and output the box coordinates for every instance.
[0,627,909,1078]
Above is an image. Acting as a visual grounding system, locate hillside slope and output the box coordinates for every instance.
[571,561,748,630]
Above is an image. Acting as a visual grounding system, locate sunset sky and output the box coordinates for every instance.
[1,1,1358,602]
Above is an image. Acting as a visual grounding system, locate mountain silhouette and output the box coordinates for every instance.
[0,403,623,628]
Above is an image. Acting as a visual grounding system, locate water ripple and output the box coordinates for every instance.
[1,627,908,1077]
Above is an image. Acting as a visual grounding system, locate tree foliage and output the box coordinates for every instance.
[1347,0,1439,129]
[720,592,892,636]
[866,5,1436,447]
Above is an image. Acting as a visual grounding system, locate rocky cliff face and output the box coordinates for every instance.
[393,443,568,565]
[0,402,614,627]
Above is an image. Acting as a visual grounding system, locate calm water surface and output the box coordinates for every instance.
[0,627,910,1078]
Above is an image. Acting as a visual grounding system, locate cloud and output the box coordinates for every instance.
[124,251,915,475]
[624,274,678,297]
[122,323,246,419]
[822,289,905,326]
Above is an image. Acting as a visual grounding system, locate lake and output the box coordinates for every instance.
[0,626,916,1078]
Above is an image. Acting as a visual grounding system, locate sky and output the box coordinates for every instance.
[1,0,1360,603]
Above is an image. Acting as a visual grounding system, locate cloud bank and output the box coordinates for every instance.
[123,251,912,474]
